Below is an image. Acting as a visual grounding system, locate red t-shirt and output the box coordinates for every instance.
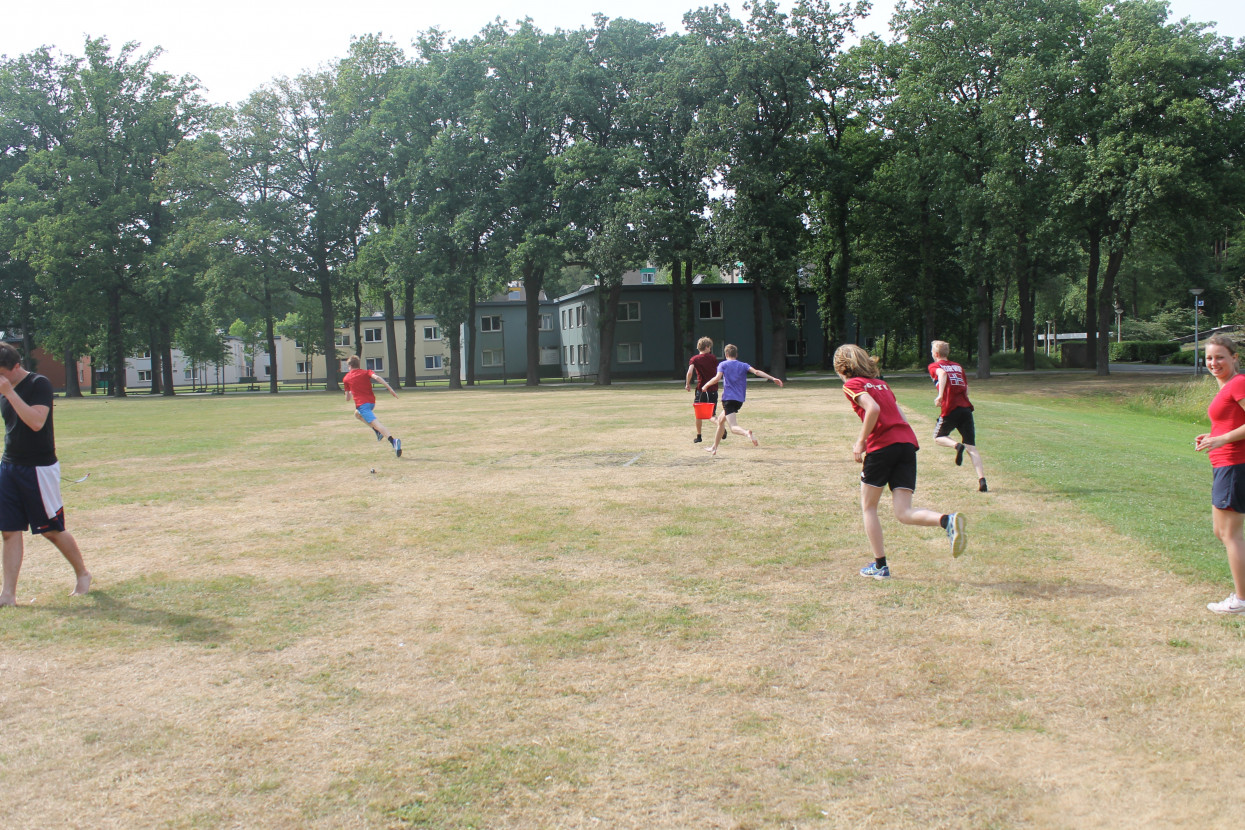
[1208,373,1245,467]
[343,368,378,407]
[689,352,720,392]
[928,360,973,416]
[843,376,919,453]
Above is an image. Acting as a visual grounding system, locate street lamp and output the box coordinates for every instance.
[1114,301,1123,344]
[1191,288,1205,376]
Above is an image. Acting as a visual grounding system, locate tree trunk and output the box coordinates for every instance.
[766,289,788,381]
[682,263,695,359]
[384,290,400,388]
[1017,231,1035,371]
[596,280,624,386]
[448,327,463,389]
[108,286,126,398]
[1096,247,1126,377]
[160,321,176,397]
[265,314,279,393]
[1084,224,1101,372]
[148,328,161,394]
[466,290,478,387]
[403,280,417,388]
[523,264,543,386]
[64,348,82,397]
[352,279,363,366]
[752,283,765,369]
[320,278,341,391]
[671,260,685,380]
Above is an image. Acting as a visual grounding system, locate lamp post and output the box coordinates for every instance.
[1114,301,1123,344]
[1191,288,1204,376]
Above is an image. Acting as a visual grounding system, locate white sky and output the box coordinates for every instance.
[3,1,1243,106]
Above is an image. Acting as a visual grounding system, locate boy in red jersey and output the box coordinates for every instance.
[684,337,721,443]
[1195,334,1245,614]
[928,341,987,492]
[342,355,402,458]
[834,344,966,579]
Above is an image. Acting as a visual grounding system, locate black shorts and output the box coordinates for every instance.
[934,406,976,445]
[861,442,918,492]
[694,388,718,413]
[723,399,743,416]
[0,460,66,534]
[1213,464,1245,513]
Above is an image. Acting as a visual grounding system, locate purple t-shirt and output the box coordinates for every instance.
[719,359,751,402]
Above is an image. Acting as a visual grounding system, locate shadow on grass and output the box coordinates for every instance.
[968,580,1136,600]
[23,589,232,643]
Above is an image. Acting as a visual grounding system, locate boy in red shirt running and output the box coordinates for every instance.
[835,344,966,579]
[342,355,402,458]
[684,337,721,444]
[928,340,987,492]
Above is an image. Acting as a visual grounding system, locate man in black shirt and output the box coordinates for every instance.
[0,343,90,606]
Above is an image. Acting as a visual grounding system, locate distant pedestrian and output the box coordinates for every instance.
[0,342,91,607]
[928,341,988,492]
[834,343,966,580]
[1195,334,1245,614]
[685,337,721,444]
[342,355,402,458]
[701,344,783,457]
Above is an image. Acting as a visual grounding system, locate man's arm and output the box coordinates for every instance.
[0,376,49,431]
[701,371,724,393]
[371,372,399,398]
[935,368,948,406]
[748,366,785,388]
[684,363,696,391]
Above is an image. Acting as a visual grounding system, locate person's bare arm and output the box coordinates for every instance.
[0,376,49,431]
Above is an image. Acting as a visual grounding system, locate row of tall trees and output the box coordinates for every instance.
[2,0,1244,396]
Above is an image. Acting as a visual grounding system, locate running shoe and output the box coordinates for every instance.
[955,443,965,466]
[859,563,890,580]
[947,513,967,558]
[1207,593,1245,614]
[394,437,402,458]
[979,478,988,493]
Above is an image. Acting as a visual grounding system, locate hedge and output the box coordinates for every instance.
[1109,340,1181,362]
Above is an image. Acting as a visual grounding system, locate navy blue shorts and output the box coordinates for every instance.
[0,460,66,534]
[934,407,976,445]
[861,442,918,492]
[1212,464,1245,513]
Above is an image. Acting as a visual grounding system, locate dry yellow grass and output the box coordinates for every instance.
[2,379,1243,829]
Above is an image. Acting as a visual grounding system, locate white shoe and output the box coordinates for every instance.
[1207,593,1245,614]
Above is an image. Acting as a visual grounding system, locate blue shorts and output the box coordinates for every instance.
[0,460,66,534]
[1212,464,1245,513]
[356,403,378,424]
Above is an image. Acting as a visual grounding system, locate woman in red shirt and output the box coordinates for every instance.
[1195,334,1245,614]
[833,344,966,580]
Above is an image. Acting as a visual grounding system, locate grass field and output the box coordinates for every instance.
[3,373,1244,829]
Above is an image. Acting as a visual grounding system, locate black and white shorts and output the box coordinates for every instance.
[860,442,918,492]
[0,460,66,534]
[934,406,976,446]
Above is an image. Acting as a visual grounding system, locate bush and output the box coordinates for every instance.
[988,351,1060,370]
[1167,349,1196,365]
[1109,340,1180,363]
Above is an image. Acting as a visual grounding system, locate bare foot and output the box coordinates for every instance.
[705,446,718,457]
[71,572,91,597]
[748,430,758,447]
[0,593,15,608]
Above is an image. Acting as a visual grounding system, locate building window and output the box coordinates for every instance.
[335,333,350,346]
[575,306,584,327]
[576,344,585,365]
[640,269,656,284]
[263,366,272,376]
[366,357,383,371]
[364,328,382,343]
[425,355,443,370]
[137,370,152,382]
[423,326,440,341]
[295,362,309,374]
[561,309,569,330]
[135,350,151,359]
[618,302,641,322]
[482,349,503,367]
[699,300,722,320]
[539,346,559,365]
[294,340,304,350]
[539,313,553,331]
[617,343,642,363]
[184,368,199,381]
[481,316,502,332]
[787,339,806,358]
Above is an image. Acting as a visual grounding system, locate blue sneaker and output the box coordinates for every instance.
[947,513,967,558]
[394,437,402,458]
[859,563,890,580]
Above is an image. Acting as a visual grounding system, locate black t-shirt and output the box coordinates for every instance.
[1,373,57,466]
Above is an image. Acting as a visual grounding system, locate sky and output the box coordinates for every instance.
[3,1,1244,106]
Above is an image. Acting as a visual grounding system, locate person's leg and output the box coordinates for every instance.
[890,489,943,527]
[0,530,24,606]
[964,445,986,480]
[706,413,727,455]
[1212,507,1245,597]
[41,530,91,596]
[860,483,886,559]
[369,417,393,441]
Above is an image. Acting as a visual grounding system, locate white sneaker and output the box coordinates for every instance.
[1207,593,1245,614]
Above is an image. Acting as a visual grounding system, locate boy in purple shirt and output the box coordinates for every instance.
[700,344,784,456]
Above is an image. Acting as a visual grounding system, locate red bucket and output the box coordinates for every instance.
[693,402,715,419]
